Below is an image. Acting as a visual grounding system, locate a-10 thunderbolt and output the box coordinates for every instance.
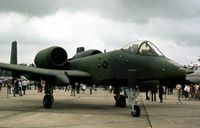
[0,40,191,117]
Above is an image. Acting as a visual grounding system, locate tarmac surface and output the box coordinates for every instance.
[0,87,200,128]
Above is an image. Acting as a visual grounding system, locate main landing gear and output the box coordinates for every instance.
[114,88,126,107]
[43,94,54,108]
[114,87,140,117]
[43,80,54,108]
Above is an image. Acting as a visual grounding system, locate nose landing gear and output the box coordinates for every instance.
[131,105,140,117]
[113,86,141,117]
[125,87,140,117]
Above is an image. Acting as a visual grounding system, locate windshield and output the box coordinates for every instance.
[122,40,164,57]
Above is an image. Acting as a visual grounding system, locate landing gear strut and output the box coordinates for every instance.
[125,87,140,117]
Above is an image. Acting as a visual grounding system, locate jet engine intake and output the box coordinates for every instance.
[34,46,68,69]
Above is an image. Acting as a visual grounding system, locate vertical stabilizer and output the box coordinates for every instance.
[10,41,17,64]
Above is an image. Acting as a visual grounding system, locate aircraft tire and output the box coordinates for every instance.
[43,95,53,108]
[131,105,140,117]
[115,95,126,107]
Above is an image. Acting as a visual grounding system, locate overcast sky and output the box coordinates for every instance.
[0,0,200,65]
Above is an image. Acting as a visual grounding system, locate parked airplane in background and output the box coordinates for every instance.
[186,62,200,84]
[0,40,191,117]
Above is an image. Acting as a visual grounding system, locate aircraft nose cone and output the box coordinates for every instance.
[182,67,194,74]
[178,67,193,75]
[179,67,187,75]
[167,59,191,77]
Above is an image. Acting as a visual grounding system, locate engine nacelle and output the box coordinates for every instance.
[138,80,160,92]
[72,49,102,59]
[34,46,68,69]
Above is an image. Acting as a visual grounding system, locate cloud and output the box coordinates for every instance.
[1,0,200,21]
[0,10,138,63]
[0,0,200,65]
[143,17,200,46]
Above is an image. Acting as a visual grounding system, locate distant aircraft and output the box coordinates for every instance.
[186,63,200,84]
[0,40,192,117]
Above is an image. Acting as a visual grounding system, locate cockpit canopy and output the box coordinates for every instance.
[122,40,164,57]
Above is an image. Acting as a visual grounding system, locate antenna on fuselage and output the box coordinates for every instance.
[76,47,85,54]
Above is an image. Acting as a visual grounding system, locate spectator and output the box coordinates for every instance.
[184,85,190,100]
[176,84,182,102]
[71,84,76,96]
[159,85,164,103]
[145,90,150,100]
[22,79,28,95]
[18,80,23,96]
[150,85,157,102]
[13,79,19,97]
[81,84,86,94]
[0,80,2,90]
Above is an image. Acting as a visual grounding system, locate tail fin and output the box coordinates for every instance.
[10,41,17,64]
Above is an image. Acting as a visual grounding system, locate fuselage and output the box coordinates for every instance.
[69,49,186,86]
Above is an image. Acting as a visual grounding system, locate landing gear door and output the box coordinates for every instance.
[128,69,138,87]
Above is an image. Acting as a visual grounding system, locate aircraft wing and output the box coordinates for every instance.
[0,62,91,84]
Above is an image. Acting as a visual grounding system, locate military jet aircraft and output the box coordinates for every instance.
[0,40,190,117]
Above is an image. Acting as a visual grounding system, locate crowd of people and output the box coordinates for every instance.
[145,85,169,103]
[0,77,95,98]
[0,78,45,97]
[144,83,200,103]
[1,77,200,104]
[65,83,94,96]
[176,83,200,102]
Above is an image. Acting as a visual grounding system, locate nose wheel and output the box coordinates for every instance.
[131,105,140,117]
[125,87,141,117]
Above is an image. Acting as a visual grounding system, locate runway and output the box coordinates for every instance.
[0,87,200,128]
